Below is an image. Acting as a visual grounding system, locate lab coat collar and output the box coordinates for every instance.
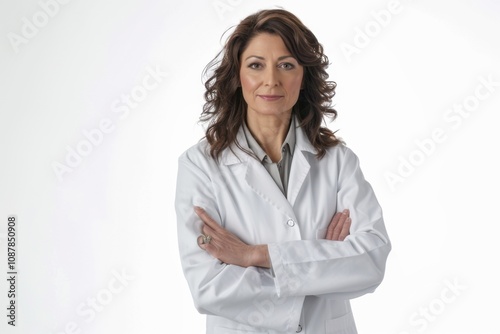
[219,116,317,208]
[220,116,317,166]
[293,118,316,155]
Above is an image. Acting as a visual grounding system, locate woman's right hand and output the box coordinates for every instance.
[325,209,351,241]
[194,206,271,268]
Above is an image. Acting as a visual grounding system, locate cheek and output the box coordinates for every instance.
[287,76,303,95]
[239,73,257,93]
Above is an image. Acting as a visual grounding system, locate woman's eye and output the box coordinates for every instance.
[279,62,295,70]
[248,63,262,69]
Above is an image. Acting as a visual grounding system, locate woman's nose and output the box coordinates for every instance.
[263,67,279,86]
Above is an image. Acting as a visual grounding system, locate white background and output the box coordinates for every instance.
[1,0,499,333]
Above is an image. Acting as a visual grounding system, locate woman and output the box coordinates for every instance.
[175,9,391,334]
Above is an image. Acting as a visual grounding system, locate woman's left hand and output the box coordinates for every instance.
[325,209,351,241]
[195,207,270,268]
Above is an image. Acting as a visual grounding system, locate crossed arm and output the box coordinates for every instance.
[194,206,351,269]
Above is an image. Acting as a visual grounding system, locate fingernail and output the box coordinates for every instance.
[343,209,349,215]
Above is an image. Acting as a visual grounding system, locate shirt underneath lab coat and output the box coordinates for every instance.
[242,117,295,196]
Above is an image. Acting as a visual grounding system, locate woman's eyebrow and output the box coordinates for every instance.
[244,55,295,61]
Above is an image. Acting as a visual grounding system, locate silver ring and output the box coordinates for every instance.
[198,234,212,245]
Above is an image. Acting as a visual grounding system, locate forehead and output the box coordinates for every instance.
[241,33,291,57]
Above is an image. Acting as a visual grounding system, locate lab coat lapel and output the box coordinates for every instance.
[221,120,316,214]
[221,126,294,216]
[287,149,310,207]
[245,157,294,215]
[287,124,316,207]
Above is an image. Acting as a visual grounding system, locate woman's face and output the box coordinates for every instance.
[239,33,304,120]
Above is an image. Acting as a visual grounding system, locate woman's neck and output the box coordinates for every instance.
[246,113,291,162]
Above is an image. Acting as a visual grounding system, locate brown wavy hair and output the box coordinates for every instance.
[200,8,341,160]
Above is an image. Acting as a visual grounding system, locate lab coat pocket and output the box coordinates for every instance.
[214,326,267,334]
[325,312,357,334]
[316,228,327,239]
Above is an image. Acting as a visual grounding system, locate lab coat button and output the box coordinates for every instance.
[287,219,295,227]
[296,324,302,332]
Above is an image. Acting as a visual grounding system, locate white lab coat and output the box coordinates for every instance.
[175,120,391,334]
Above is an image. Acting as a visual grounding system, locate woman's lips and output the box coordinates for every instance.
[258,95,283,101]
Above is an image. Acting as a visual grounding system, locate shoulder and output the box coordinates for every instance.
[295,124,356,164]
[319,143,363,182]
[178,139,214,167]
[323,142,358,164]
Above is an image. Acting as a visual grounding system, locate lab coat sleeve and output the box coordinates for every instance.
[267,147,391,299]
[175,149,303,332]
